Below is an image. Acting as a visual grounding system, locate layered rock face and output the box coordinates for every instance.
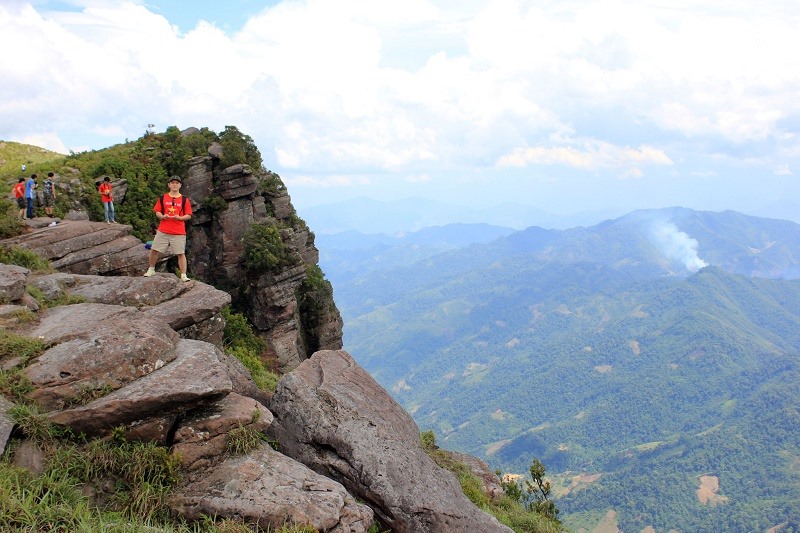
[0,260,372,532]
[181,151,343,372]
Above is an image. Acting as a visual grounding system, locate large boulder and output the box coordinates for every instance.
[26,273,231,345]
[268,350,513,533]
[24,313,179,410]
[48,339,232,439]
[171,444,374,532]
[0,264,28,302]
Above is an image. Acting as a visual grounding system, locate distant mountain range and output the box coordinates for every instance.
[300,196,629,234]
[320,207,800,532]
[299,195,800,235]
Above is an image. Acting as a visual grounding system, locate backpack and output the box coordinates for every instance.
[156,193,188,216]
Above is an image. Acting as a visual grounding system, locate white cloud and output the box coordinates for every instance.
[774,165,792,176]
[496,140,673,175]
[283,174,372,188]
[1,0,800,212]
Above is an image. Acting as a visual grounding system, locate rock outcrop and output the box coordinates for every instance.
[0,255,511,532]
[182,152,343,373]
[0,262,373,531]
[12,148,344,375]
[268,350,514,533]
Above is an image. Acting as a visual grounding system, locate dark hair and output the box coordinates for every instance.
[18,177,25,183]
[103,176,111,182]
[31,174,37,179]
[48,172,54,177]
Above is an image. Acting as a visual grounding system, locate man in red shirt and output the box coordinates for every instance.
[13,177,26,219]
[143,176,192,281]
[98,176,116,223]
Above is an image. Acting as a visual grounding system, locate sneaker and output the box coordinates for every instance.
[180,273,190,282]
[143,267,156,277]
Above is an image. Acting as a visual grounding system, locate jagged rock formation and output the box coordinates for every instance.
[182,149,343,372]
[11,144,344,375]
[0,227,511,531]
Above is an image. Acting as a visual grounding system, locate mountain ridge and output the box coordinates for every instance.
[331,207,800,532]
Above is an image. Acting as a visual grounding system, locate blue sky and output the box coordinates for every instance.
[2,0,799,223]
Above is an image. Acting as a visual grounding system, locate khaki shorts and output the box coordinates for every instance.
[43,194,54,207]
[151,231,186,255]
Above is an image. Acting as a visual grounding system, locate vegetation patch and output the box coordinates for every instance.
[222,307,279,391]
[226,424,265,456]
[0,245,50,271]
[297,264,335,354]
[242,224,297,273]
[420,430,564,533]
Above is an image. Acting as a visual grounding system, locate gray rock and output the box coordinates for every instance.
[0,396,14,455]
[0,264,29,303]
[140,281,230,340]
[172,392,272,471]
[49,339,232,437]
[26,302,137,342]
[269,350,513,533]
[24,315,179,410]
[171,443,374,533]
[12,440,47,475]
[29,272,186,307]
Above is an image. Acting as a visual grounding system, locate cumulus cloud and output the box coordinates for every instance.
[496,140,673,176]
[1,0,799,211]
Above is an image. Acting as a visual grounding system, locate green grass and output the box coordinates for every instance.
[420,431,564,533]
[222,307,280,392]
[0,140,65,180]
[0,245,51,271]
[226,424,266,456]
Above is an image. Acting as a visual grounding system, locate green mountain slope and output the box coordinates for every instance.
[334,209,800,532]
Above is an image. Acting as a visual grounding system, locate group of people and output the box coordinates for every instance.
[11,171,192,282]
[13,172,57,220]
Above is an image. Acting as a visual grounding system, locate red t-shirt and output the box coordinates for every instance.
[13,182,24,198]
[98,182,113,202]
[154,193,192,235]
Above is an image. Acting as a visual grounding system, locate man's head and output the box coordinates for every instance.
[168,176,182,190]
[48,172,54,178]
[103,176,111,182]
[18,177,25,183]
[31,174,37,180]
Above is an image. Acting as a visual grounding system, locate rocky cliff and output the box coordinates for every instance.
[0,222,511,529]
[179,149,343,372]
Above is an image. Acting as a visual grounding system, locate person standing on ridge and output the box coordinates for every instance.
[24,174,37,219]
[42,172,57,217]
[98,176,116,223]
[143,176,192,282]
[13,177,26,219]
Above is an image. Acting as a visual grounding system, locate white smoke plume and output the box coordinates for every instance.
[650,222,708,272]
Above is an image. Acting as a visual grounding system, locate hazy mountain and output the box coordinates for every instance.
[299,196,625,234]
[316,223,516,283]
[330,207,800,532]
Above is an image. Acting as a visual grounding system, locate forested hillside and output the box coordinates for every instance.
[329,209,800,532]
